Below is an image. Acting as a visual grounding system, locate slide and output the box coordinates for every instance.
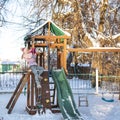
[51,68,84,120]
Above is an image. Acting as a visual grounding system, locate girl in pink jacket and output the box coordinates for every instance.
[21,46,44,88]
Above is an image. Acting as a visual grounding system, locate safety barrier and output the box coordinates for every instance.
[0,72,24,93]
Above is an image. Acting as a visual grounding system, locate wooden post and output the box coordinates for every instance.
[31,73,35,109]
[48,21,51,36]
[63,38,67,72]
[96,68,99,94]
[27,73,30,107]
[26,72,37,115]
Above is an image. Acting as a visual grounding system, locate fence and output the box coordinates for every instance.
[0,70,119,94]
[0,70,93,94]
[0,72,23,93]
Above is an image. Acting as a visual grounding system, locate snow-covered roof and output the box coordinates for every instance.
[29,20,71,36]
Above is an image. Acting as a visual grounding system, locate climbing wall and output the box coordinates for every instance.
[41,71,51,111]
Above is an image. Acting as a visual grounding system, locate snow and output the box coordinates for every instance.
[78,94,120,120]
[0,93,63,120]
[0,74,120,120]
[112,33,120,39]
[0,93,120,120]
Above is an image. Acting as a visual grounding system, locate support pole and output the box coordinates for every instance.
[118,79,120,100]
[96,68,99,94]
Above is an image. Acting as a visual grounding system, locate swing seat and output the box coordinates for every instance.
[101,97,114,102]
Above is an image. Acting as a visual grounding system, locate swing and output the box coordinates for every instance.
[101,92,114,102]
[101,52,115,102]
[101,77,115,102]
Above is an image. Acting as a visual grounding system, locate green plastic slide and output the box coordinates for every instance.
[51,68,84,120]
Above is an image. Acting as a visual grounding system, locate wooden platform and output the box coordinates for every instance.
[6,70,60,115]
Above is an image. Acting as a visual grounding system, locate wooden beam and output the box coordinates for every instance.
[63,39,67,72]
[35,43,48,47]
[50,43,64,48]
[48,21,51,36]
[67,47,120,52]
[32,35,70,40]
[34,43,64,48]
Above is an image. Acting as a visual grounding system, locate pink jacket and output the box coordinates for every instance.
[22,48,37,67]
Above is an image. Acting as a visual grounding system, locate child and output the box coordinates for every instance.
[21,46,44,88]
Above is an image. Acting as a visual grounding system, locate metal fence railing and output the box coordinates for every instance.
[0,72,24,93]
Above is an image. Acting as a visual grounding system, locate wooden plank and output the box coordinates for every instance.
[50,43,64,48]
[27,73,30,107]
[32,35,70,40]
[67,47,120,52]
[26,73,37,115]
[6,74,25,109]
[34,43,64,47]
[48,21,51,36]
[63,39,67,72]
[35,43,47,47]
[8,72,30,114]
[31,73,35,109]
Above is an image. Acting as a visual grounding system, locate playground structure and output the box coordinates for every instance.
[6,20,72,115]
[6,20,120,118]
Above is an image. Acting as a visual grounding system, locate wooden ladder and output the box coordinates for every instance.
[6,70,56,114]
[6,72,30,114]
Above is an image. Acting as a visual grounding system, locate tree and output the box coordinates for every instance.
[51,0,120,73]
[24,0,120,74]
[0,0,8,26]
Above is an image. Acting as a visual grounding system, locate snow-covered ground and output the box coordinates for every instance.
[78,94,120,120]
[0,93,63,120]
[0,93,120,120]
[0,73,120,120]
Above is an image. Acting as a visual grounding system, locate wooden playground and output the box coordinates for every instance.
[6,20,120,116]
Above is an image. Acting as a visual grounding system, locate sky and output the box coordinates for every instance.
[0,0,30,61]
[0,28,25,60]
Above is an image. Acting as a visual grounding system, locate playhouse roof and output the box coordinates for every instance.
[24,20,70,41]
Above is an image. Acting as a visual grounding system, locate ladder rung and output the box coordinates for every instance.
[78,95,88,107]
[49,82,54,84]
[50,95,54,97]
[50,89,55,91]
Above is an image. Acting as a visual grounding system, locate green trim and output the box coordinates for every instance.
[50,23,65,36]
[50,23,65,42]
